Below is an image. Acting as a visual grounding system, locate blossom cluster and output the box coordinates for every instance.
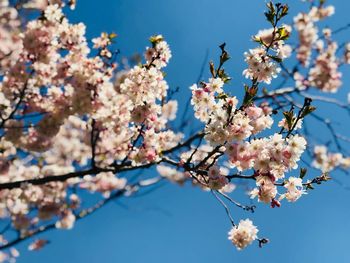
[228,219,258,250]
[191,80,274,145]
[184,3,322,248]
[243,25,292,84]
[0,0,348,258]
[293,4,343,92]
[243,47,281,84]
[0,0,22,71]
[230,134,306,203]
[0,4,182,257]
[312,145,350,172]
[22,0,76,10]
[188,48,309,249]
[190,71,307,200]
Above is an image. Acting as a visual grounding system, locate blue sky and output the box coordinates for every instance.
[17,0,350,262]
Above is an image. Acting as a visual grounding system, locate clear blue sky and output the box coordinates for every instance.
[18,0,350,262]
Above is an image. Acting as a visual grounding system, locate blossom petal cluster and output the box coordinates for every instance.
[228,219,258,250]
[191,82,273,145]
[312,145,350,172]
[0,4,182,251]
[243,25,292,84]
[293,4,342,92]
[0,0,348,257]
[243,47,281,84]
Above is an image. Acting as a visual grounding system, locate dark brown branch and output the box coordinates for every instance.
[0,132,204,190]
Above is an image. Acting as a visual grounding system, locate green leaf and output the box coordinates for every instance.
[216,93,228,100]
[221,51,230,63]
[276,27,290,41]
[209,61,215,78]
[301,106,316,118]
[300,168,307,179]
[280,4,289,18]
[265,12,275,25]
[219,43,226,52]
[149,35,163,44]
[108,33,118,39]
[219,43,230,63]
[252,36,263,45]
[264,1,276,25]
[217,70,231,83]
[283,111,294,130]
[243,85,258,106]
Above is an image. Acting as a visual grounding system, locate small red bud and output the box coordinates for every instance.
[271,199,281,208]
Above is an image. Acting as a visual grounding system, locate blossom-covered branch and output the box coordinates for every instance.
[0,0,349,260]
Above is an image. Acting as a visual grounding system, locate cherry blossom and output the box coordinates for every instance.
[0,0,349,258]
[228,219,258,250]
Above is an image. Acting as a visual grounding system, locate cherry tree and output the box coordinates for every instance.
[0,0,349,260]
